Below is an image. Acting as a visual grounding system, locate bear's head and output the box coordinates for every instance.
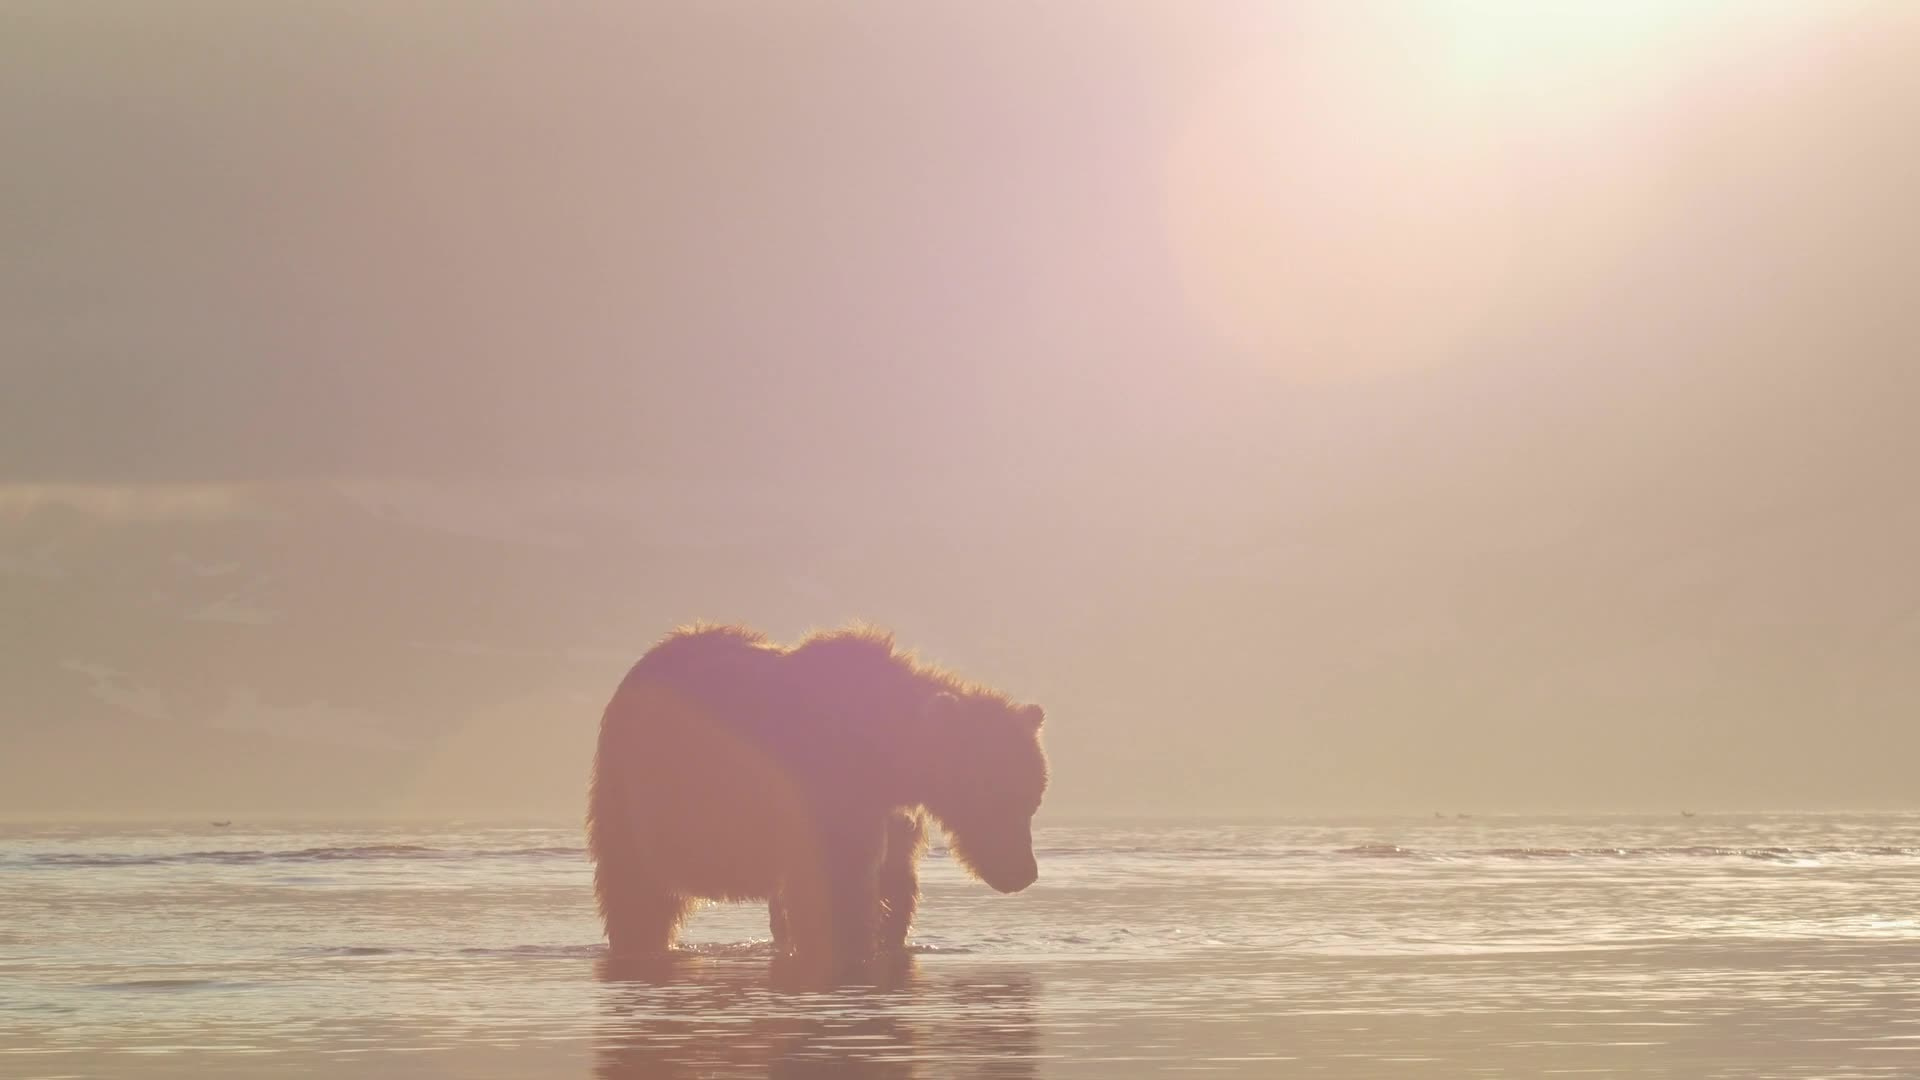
[922,691,1049,893]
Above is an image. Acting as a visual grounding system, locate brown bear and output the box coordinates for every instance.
[586,623,1050,970]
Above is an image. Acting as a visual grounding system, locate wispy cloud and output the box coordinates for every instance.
[0,484,256,521]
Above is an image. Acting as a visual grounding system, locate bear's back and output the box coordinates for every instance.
[612,625,784,731]
[606,623,926,781]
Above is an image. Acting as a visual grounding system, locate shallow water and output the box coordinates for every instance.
[4,815,1919,1078]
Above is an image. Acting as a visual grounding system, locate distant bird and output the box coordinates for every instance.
[210,820,231,827]
[1680,810,1696,818]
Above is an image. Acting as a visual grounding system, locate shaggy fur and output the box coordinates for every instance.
[587,624,1049,970]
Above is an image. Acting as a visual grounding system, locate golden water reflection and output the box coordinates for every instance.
[595,953,1040,1079]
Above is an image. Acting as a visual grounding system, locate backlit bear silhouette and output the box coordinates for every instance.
[587,624,1050,970]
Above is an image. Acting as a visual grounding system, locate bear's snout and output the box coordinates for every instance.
[989,857,1038,894]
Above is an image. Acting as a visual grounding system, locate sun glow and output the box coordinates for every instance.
[1165,1,1751,384]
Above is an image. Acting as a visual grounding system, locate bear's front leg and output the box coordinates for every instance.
[779,813,886,973]
[768,889,791,955]
[827,856,881,968]
[876,810,927,952]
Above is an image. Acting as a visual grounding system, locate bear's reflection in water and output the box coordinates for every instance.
[594,952,1039,1079]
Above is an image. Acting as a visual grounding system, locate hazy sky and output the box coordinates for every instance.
[4,2,1918,818]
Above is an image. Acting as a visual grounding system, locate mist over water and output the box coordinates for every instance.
[6,814,1918,1078]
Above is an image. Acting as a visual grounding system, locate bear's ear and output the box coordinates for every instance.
[1018,703,1044,731]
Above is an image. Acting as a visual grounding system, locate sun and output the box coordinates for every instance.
[1162,1,1743,385]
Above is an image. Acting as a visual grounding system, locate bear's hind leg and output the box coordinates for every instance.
[596,860,693,957]
[589,743,694,957]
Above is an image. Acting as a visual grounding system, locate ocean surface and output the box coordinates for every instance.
[4,814,1918,1079]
